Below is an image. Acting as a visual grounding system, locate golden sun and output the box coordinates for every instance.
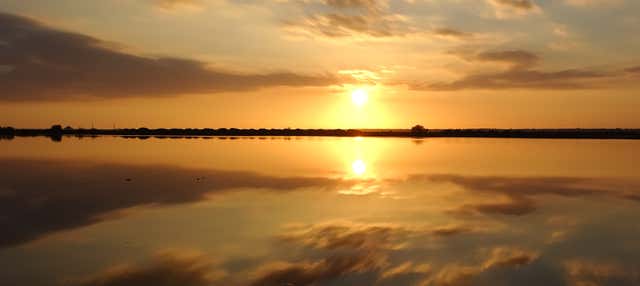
[351,88,368,107]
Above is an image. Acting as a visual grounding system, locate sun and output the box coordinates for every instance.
[351,88,368,106]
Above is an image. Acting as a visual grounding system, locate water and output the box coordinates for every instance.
[1,137,639,286]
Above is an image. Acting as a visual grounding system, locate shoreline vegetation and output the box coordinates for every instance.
[1,125,640,141]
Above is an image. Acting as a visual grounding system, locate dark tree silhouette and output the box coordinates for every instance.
[50,125,62,132]
[411,125,427,133]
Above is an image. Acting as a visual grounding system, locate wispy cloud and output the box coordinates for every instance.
[412,49,612,91]
[487,0,542,19]
[282,0,418,39]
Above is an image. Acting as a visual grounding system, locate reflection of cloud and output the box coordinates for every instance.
[67,249,225,286]
[416,174,640,216]
[380,262,432,280]
[426,246,538,286]
[249,253,386,286]
[464,196,537,216]
[0,159,351,248]
[481,247,539,270]
[0,12,341,101]
[430,225,474,237]
[563,259,638,286]
[278,222,411,251]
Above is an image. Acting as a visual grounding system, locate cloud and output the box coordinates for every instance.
[475,50,540,69]
[413,49,610,90]
[325,0,379,10]
[282,0,416,39]
[487,0,542,19]
[490,0,536,10]
[152,0,203,11]
[0,12,341,101]
[0,159,352,248]
[564,0,624,7]
[432,28,474,40]
[422,69,608,90]
[67,250,225,286]
[626,66,640,74]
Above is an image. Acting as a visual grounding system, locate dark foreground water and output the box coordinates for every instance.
[1,137,639,286]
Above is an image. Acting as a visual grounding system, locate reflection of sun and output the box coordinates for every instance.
[351,159,366,176]
[351,88,368,107]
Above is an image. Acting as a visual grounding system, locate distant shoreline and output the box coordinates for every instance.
[2,127,640,141]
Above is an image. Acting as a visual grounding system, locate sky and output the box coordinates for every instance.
[0,0,639,128]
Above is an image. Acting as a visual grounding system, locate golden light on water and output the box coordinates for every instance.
[351,159,366,176]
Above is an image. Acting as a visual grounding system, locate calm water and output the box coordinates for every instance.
[1,137,639,286]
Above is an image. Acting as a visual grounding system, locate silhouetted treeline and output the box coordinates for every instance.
[1,125,640,141]
[0,126,15,140]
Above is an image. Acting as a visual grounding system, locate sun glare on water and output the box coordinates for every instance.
[351,159,366,176]
[351,88,368,107]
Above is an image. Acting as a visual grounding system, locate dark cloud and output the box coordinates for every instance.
[417,175,640,216]
[490,0,537,10]
[421,69,607,90]
[625,66,640,74]
[413,49,609,90]
[433,28,474,39]
[430,225,474,237]
[466,196,537,216]
[68,250,224,286]
[0,159,350,248]
[476,50,540,69]
[0,12,340,101]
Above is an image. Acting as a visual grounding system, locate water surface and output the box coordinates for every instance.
[1,137,639,286]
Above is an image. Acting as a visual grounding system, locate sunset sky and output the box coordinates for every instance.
[1,0,639,128]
